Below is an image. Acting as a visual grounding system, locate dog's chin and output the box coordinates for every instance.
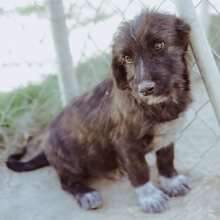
[138,94,169,105]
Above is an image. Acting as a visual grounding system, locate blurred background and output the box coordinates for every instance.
[0,0,220,172]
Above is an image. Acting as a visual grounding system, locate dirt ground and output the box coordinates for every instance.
[1,73,220,220]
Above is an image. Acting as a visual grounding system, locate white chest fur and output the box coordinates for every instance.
[150,116,183,151]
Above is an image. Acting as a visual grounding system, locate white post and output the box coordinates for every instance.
[175,0,220,126]
[46,0,78,106]
[199,0,210,34]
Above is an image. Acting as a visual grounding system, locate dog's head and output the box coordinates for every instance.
[112,11,190,104]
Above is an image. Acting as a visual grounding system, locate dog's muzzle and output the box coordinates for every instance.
[138,81,155,96]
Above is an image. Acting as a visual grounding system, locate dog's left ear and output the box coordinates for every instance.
[112,55,128,90]
[175,18,191,49]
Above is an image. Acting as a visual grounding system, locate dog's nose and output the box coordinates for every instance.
[138,81,155,96]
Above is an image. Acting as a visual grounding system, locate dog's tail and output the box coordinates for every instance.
[6,148,49,172]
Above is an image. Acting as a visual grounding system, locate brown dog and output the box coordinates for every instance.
[7,11,192,213]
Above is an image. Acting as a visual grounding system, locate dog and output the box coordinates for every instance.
[6,11,192,213]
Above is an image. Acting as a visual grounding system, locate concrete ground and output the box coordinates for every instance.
[0,149,220,220]
[0,73,220,220]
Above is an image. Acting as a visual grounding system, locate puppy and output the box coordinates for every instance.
[6,11,192,213]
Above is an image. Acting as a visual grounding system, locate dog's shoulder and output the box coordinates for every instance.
[75,78,113,108]
[49,78,114,133]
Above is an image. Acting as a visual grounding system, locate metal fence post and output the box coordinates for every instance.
[46,0,78,106]
[175,0,220,126]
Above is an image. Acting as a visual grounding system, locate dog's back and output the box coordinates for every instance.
[46,79,119,176]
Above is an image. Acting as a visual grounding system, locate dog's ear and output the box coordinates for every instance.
[175,18,191,49]
[112,55,128,90]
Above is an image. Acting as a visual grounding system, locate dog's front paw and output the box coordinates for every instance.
[76,191,103,210]
[159,174,192,197]
[136,182,169,213]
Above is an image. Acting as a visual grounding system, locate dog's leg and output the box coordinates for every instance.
[115,141,168,213]
[59,175,103,210]
[156,143,192,197]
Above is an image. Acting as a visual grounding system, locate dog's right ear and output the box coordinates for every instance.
[175,18,191,50]
[112,55,128,90]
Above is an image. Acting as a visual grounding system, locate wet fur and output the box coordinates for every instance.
[6,11,191,212]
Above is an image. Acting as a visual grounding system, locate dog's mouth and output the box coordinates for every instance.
[138,93,168,104]
[133,90,170,105]
[145,95,169,105]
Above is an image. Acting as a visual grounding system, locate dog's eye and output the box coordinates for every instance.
[123,55,133,64]
[154,42,165,51]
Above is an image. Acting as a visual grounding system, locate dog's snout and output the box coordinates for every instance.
[138,81,155,96]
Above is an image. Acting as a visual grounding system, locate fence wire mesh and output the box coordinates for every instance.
[0,0,220,178]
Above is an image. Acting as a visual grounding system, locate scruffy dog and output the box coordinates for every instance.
[7,11,192,213]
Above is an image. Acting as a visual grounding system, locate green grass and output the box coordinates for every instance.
[0,75,61,152]
[0,53,111,158]
[76,53,111,93]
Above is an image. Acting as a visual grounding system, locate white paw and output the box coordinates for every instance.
[135,182,169,213]
[159,175,192,197]
[78,191,103,210]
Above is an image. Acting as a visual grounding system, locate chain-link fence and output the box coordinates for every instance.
[0,0,220,219]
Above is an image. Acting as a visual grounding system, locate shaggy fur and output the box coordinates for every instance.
[6,11,192,213]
